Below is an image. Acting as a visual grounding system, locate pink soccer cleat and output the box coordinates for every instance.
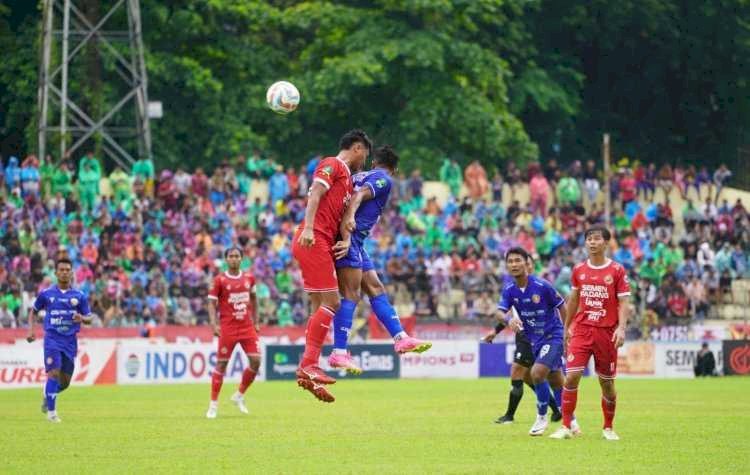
[327,352,363,375]
[394,336,432,354]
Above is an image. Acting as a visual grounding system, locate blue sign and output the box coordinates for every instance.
[265,344,400,380]
[479,343,512,377]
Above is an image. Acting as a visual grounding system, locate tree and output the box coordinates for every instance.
[529,0,750,167]
[140,0,542,174]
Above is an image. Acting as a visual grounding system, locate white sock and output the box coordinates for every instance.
[333,348,348,355]
[394,331,408,341]
[209,400,218,407]
[48,410,57,417]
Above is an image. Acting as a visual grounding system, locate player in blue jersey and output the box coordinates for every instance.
[484,255,563,424]
[496,247,568,436]
[26,258,92,423]
[328,145,431,374]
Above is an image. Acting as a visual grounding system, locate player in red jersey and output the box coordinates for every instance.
[205,247,260,418]
[550,226,631,440]
[292,129,371,403]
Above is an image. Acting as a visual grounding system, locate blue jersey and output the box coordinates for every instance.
[352,168,392,236]
[33,285,91,338]
[498,275,564,347]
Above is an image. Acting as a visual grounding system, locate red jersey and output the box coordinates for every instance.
[301,156,353,242]
[571,259,631,328]
[208,271,256,337]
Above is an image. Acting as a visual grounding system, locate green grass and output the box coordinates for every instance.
[1,378,748,474]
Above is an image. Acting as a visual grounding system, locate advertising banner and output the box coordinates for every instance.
[654,341,723,378]
[0,339,117,389]
[649,324,728,342]
[479,343,511,377]
[117,340,265,384]
[265,344,399,381]
[617,341,656,377]
[412,324,492,341]
[400,341,478,379]
[722,340,750,376]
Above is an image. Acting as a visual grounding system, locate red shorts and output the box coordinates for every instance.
[292,228,338,292]
[217,328,259,360]
[566,324,618,379]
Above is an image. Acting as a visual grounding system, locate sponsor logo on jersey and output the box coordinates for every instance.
[375,178,387,188]
[532,294,541,304]
[604,275,614,285]
[71,297,79,306]
[320,166,333,177]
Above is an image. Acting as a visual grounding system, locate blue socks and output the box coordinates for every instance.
[554,387,562,409]
[45,377,60,412]
[333,294,405,351]
[370,294,404,338]
[535,380,551,416]
[333,299,357,350]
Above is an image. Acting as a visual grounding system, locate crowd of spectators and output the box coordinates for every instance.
[0,150,747,340]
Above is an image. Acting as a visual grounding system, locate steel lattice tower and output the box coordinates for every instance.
[37,0,151,168]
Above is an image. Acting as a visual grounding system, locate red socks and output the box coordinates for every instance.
[300,306,334,368]
[602,395,617,429]
[210,370,224,401]
[239,368,257,394]
[562,387,578,428]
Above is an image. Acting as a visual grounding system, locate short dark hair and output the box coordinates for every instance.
[373,145,399,170]
[55,258,73,269]
[584,226,611,241]
[339,129,372,154]
[505,246,530,262]
[224,246,243,258]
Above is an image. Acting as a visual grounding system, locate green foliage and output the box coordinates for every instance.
[531,0,750,165]
[0,2,39,157]
[140,0,540,175]
[1,1,748,174]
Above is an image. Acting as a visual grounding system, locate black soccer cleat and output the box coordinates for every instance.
[495,414,514,424]
[551,411,562,422]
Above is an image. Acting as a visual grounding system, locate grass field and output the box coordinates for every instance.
[1,378,748,474]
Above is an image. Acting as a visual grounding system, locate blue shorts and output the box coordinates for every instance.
[335,235,374,272]
[533,340,564,372]
[44,336,77,375]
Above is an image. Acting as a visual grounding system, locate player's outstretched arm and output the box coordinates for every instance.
[563,289,579,350]
[482,309,508,343]
[207,299,220,337]
[25,308,36,342]
[73,313,93,325]
[340,187,373,237]
[613,296,630,348]
[250,291,258,331]
[300,182,327,247]
[557,301,568,326]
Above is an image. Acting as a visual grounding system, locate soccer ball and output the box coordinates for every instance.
[266,81,300,114]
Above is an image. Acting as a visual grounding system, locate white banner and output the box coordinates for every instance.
[400,340,478,379]
[0,339,117,389]
[117,340,265,384]
[655,342,723,378]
